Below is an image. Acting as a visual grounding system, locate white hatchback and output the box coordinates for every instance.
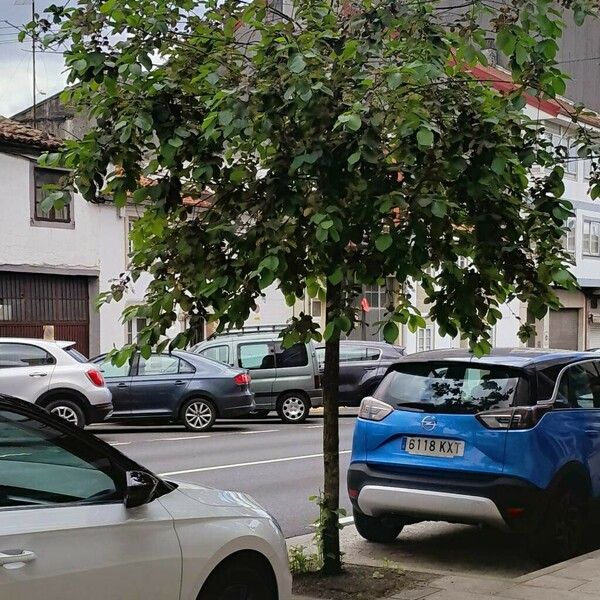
[0,338,112,427]
[0,397,292,600]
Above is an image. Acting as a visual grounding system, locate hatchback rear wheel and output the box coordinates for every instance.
[181,398,217,432]
[354,509,404,544]
[46,399,86,428]
[276,392,310,424]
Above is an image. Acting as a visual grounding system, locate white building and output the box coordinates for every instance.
[0,116,170,356]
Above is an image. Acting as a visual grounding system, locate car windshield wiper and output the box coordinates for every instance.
[396,402,431,412]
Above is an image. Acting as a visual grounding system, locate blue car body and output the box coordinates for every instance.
[349,348,600,560]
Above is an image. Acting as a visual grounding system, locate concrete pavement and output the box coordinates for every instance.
[290,526,600,600]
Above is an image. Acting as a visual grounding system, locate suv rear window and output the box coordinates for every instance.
[375,362,531,414]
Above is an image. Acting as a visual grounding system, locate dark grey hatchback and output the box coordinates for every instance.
[93,351,255,431]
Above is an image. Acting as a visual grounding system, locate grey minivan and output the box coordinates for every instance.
[191,327,322,424]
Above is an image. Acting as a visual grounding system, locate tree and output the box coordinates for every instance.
[36,0,599,573]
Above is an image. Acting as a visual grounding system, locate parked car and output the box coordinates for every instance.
[0,337,112,427]
[315,341,405,406]
[92,350,254,431]
[0,395,291,599]
[191,326,322,424]
[349,348,600,564]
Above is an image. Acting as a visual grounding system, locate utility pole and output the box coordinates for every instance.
[31,0,37,127]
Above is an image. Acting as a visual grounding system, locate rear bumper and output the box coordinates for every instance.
[308,389,323,408]
[348,463,545,532]
[219,392,256,417]
[87,401,114,424]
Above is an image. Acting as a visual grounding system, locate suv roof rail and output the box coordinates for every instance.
[208,324,289,339]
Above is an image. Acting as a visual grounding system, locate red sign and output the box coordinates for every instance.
[360,297,370,313]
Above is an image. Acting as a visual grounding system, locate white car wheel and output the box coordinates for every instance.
[182,398,216,432]
[46,400,86,428]
[277,393,309,424]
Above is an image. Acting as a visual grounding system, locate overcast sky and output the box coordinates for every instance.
[0,0,67,117]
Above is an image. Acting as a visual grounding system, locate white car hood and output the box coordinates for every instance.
[163,479,272,520]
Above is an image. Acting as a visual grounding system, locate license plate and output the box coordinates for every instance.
[403,436,465,458]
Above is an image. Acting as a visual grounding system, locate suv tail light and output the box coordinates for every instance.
[476,405,552,430]
[234,373,251,386]
[86,369,105,387]
[358,396,393,421]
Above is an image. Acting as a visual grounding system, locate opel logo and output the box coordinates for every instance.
[421,416,437,431]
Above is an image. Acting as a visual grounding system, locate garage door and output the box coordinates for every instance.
[549,308,579,350]
[0,272,90,356]
[589,322,600,349]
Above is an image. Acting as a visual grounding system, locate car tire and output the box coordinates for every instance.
[181,397,217,432]
[529,485,587,565]
[276,392,310,424]
[198,554,277,600]
[354,509,404,544]
[46,399,86,428]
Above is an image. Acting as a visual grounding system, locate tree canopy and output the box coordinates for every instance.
[35,0,599,572]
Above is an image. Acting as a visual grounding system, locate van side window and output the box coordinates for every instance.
[200,345,230,365]
[239,343,274,369]
[557,362,600,409]
[274,343,308,368]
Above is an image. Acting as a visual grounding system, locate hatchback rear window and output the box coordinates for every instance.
[375,362,531,414]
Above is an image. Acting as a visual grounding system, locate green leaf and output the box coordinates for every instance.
[328,268,343,285]
[491,156,506,175]
[386,72,402,90]
[219,110,234,126]
[574,7,585,26]
[289,54,306,74]
[375,234,392,252]
[323,322,336,341]
[348,151,361,166]
[496,28,516,55]
[346,114,362,132]
[431,201,446,218]
[416,128,434,148]
[383,321,399,343]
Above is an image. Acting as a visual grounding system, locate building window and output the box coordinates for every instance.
[417,327,433,352]
[311,299,322,318]
[584,159,593,181]
[127,217,139,255]
[563,217,576,254]
[126,317,148,344]
[33,168,72,224]
[583,220,600,256]
[544,128,578,179]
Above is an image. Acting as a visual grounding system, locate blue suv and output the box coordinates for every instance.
[348,348,600,564]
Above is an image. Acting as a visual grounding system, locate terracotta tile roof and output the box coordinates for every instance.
[470,64,600,128]
[0,116,61,151]
[138,175,213,208]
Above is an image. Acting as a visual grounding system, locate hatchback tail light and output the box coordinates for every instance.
[234,373,251,386]
[358,396,393,421]
[86,369,105,387]
[476,405,552,430]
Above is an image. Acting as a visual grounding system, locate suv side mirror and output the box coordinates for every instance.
[124,470,159,508]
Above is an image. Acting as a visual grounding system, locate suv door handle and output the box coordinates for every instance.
[0,550,36,566]
[363,367,377,371]
[29,372,48,378]
[175,380,186,385]
[116,383,128,388]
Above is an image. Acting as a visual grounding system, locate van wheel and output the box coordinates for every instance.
[530,486,586,565]
[354,510,404,544]
[276,392,310,424]
[46,399,86,428]
[181,398,216,432]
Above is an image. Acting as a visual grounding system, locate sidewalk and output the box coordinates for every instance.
[289,526,600,600]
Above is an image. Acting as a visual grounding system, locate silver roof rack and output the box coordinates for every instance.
[209,324,289,339]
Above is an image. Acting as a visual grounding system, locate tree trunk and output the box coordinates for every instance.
[321,281,342,574]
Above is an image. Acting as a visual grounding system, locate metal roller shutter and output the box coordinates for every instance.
[549,309,579,350]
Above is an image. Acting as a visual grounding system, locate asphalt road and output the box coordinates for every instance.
[90,411,356,538]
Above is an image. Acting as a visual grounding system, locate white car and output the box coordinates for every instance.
[0,397,292,600]
[0,338,112,427]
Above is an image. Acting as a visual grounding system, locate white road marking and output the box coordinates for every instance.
[109,442,131,446]
[159,450,352,477]
[240,429,280,435]
[306,425,323,429]
[148,435,211,442]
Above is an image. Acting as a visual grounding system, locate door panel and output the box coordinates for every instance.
[0,343,55,402]
[237,342,276,410]
[271,343,313,397]
[130,355,193,417]
[96,357,133,416]
[0,503,181,600]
